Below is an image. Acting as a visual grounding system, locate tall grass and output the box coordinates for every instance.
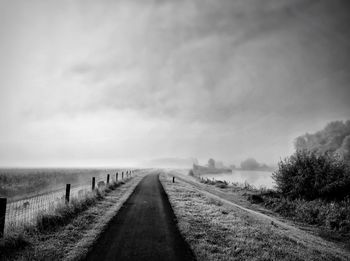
[0,180,125,255]
[36,191,99,232]
[199,177,229,188]
[35,181,126,232]
[262,195,350,232]
[0,168,123,200]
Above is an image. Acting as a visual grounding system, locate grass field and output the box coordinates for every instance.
[187,169,350,250]
[0,168,133,243]
[0,168,127,201]
[160,171,350,260]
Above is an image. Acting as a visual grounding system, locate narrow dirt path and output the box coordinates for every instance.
[85,172,195,261]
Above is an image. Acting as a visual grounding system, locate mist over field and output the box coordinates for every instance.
[0,0,349,167]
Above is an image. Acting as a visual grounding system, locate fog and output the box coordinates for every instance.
[0,0,349,167]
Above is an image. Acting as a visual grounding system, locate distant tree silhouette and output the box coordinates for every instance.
[240,158,260,170]
[208,158,215,168]
[294,120,350,163]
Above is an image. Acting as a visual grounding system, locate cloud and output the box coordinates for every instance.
[55,0,350,124]
[0,0,350,166]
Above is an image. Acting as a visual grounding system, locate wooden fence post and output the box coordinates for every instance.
[173,177,175,183]
[122,172,124,179]
[0,197,6,238]
[92,177,96,190]
[116,172,118,181]
[65,184,71,203]
[107,174,110,184]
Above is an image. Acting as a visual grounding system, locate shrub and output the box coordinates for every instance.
[262,196,350,232]
[0,232,28,256]
[215,180,228,189]
[272,150,350,200]
[246,194,264,204]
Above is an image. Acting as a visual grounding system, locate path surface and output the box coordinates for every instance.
[85,172,195,261]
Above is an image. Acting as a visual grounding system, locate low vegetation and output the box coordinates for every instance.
[36,188,105,232]
[272,150,350,201]
[161,172,350,260]
[0,179,126,259]
[199,177,229,189]
[0,168,124,201]
[261,196,350,233]
[261,150,350,235]
[188,149,350,248]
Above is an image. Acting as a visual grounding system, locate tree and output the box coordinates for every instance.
[240,158,260,170]
[294,120,350,163]
[208,158,215,168]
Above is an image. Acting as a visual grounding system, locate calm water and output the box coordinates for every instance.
[202,170,275,189]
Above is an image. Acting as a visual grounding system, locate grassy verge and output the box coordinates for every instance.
[189,170,350,250]
[160,172,350,260]
[259,195,350,231]
[0,172,145,261]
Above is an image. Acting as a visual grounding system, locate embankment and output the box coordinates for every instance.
[160,170,350,260]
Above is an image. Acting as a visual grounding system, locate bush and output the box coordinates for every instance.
[262,196,350,232]
[246,194,264,204]
[272,150,350,200]
[0,232,28,256]
[215,180,228,189]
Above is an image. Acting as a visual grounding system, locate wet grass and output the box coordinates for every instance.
[161,172,350,260]
[0,180,129,260]
[0,168,126,201]
[194,171,350,250]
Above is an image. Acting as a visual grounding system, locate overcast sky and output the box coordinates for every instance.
[0,0,349,167]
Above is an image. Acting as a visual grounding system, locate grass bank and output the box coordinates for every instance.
[257,193,350,233]
[0,171,146,261]
[193,172,350,249]
[161,171,350,260]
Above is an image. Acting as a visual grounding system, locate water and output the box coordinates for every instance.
[201,170,275,189]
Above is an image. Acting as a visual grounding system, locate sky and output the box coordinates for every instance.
[0,0,349,167]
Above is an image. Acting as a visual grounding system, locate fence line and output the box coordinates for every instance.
[0,170,134,237]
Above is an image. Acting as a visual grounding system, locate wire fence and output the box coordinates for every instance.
[0,170,133,236]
